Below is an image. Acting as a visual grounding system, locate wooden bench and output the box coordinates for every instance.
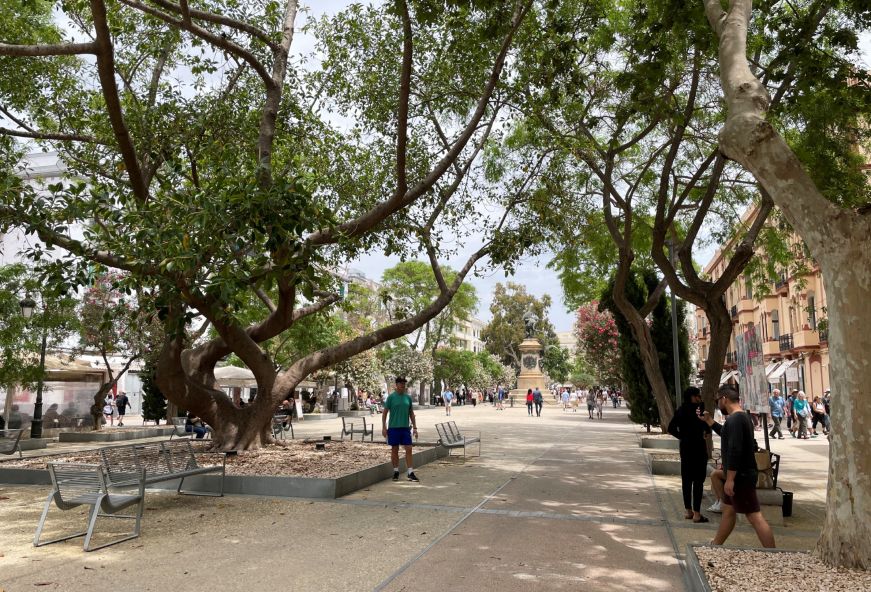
[435,421,481,457]
[340,416,374,442]
[100,439,226,496]
[34,462,146,552]
[1,429,24,458]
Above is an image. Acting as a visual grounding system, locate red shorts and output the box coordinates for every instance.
[722,482,761,514]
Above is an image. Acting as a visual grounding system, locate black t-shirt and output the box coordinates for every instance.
[667,402,710,454]
[721,412,758,485]
[116,395,128,412]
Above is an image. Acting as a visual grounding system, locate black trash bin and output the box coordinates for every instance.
[782,491,793,517]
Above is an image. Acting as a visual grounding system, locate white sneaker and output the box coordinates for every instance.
[707,500,722,513]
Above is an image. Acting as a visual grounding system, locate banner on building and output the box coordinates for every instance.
[735,325,769,413]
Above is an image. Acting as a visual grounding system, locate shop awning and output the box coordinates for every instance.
[767,359,795,383]
[214,365,257,387]
[720,370,738,384]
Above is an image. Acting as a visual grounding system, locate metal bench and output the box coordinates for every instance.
[340,416,374,441]
[170,417,211,440]
[34,462,145,551]
[100,439,226,496]
[272,414,294,440]
[435,421,481,457]
[0,429,24,458]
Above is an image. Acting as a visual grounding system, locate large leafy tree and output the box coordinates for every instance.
[381,260,478,354]
[0,0,537,449]
[480,282,557,373]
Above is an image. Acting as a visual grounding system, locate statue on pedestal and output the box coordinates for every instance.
[522,308,538,339]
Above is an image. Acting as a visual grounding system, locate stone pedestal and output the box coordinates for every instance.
[510,338,547,399]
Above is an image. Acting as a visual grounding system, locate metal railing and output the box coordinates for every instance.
[779,333,793,352]
[774,274,788,291]
[730,305,738,319]
[818,328,828,343]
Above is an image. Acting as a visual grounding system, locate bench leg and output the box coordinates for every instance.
[177,471,225,497]
[84,496,146,552]
[34,492,89,548]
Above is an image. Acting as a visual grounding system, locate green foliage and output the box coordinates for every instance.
[0,263,78,389]
[542,345,570,384]
[380,261,478,352]
[140,360,166,424]
[433,348,478,389]
[334,348,383,396]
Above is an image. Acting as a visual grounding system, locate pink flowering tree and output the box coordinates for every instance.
[574,302,621,386]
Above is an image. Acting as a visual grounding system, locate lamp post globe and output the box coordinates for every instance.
[19,296,36,319]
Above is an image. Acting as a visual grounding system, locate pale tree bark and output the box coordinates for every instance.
[703,0,871,568]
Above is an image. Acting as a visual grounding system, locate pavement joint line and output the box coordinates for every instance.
[371,445,555,592]
[634,427,691,591]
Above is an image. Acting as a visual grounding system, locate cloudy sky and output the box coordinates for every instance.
[297,2,870,333]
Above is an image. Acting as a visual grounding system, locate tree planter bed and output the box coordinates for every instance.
[297,413,338,421]
[685,544,871,592]
[58,426,175,442]
[0,445,447,499]
[641,436,680,450]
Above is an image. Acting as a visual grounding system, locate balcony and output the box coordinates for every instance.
[730,305,738,320]
[818,328,828,344]
[762,339,780,357]
[778,333,793,352]
[792,329,820,350]
[725,351,736,366]
[775,274,788,294]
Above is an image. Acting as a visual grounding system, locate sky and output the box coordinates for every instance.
[297,3,871,334]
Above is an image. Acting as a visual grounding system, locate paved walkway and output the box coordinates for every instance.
[0,404,828,591]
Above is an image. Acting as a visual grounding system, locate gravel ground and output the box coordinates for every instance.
[696,548,871,592]
[0,441,410,478]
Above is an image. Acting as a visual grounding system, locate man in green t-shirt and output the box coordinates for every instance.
[382,376,420,482]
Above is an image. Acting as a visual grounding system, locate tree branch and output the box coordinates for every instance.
[395,0,413,195]
[91,0,149,204]
[0,42,97,57]
[146,0,278,50]
[0,126,107,145]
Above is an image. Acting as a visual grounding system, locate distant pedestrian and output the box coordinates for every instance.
[586,389,596,419]
[768,389,785,440]
[533,387,543,417]
[526,389,534,416]
[382,377,420,482]
[561,388,570,412]
[443,388,454,416]
[792,391,811,439]
[115,393,129,427]
[496,385,505,411]
[702,386,776,548]
[810,396,830,436]
[595,391,605,419]
[102,399,115,426]
[668,387,711,523]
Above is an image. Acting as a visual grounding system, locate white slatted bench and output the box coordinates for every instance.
[100,440,226,497]
[435,421,481,457]
[1,429,24,458]
[34,462,146,552]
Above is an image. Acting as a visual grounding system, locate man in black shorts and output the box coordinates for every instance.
[702,385,775,547]
[115,393,129,427]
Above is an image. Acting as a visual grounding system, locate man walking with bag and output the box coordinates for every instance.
[702,386,775,548]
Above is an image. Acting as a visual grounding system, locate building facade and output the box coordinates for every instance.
[694,208,830,399]
[452,317,486,353]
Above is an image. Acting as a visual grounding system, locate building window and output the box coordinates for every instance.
[807,291,817,330]
[744,273,753,300]
[789,306,797,334]
[771,310,780,339]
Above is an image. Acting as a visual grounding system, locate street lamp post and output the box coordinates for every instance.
[19,296,48,440]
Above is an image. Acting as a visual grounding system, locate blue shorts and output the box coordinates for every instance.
[387,427,413,446]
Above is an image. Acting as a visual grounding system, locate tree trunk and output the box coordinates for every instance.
[700,302,733,411]
[90,383,112,431]
[611,295,676,430]
[814,250,871,569]
[703,0,871,567]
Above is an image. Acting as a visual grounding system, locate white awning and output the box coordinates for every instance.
[767,359,795,383]
[214,365,257,387]
[720,370,738,384]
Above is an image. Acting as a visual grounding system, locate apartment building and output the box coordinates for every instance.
[452,317,486,353]
[694,207,830,399]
